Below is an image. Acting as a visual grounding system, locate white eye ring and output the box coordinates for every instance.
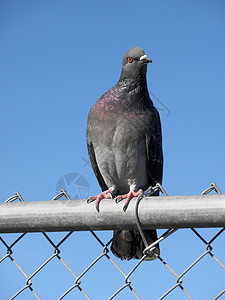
[139,54,148,61]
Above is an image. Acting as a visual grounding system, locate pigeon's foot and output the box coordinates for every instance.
[116,189,143,212]
[87,188,113,212]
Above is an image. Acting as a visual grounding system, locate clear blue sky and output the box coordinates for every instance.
[0,1,225,299]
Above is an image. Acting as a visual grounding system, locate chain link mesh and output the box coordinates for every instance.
[0,183,224,299]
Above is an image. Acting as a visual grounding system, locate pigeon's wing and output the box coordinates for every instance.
[146,108,163,185]
[87,142,108,192]
[87,107,109,192]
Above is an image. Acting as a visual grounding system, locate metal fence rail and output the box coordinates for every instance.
[0,183,224,299]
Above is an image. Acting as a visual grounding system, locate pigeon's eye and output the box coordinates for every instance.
[127,57,133,63]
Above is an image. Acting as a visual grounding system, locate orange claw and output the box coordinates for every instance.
[87,189,113,212]
[116,189,143,211]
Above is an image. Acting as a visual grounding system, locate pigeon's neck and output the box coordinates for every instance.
[94,75,152,117]
[118,76,148,92]
[117,77,150,103]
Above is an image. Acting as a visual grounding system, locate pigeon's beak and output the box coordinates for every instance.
[139,54,152,64]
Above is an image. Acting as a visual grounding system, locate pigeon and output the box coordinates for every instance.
[86,47,163,260]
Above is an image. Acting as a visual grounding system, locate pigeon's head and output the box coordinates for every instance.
[120,47,152,81]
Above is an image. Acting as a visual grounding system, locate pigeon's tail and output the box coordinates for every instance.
[110,229,160,261]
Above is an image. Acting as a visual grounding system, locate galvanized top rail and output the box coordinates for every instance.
[0,194,225,233]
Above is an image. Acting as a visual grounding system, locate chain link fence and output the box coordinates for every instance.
[0,183,224,300]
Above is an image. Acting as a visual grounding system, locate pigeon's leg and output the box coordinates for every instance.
[87,188,114,212]
[116,189,143,212]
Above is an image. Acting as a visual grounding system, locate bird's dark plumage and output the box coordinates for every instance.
[87,47,163,260]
